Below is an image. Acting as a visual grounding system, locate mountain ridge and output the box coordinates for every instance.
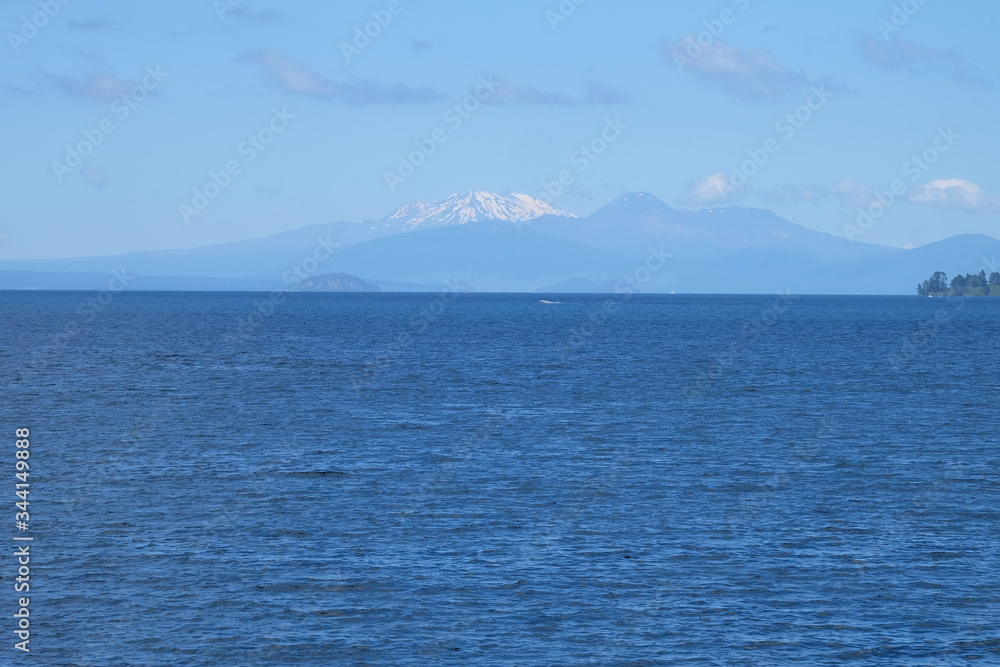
[0,191,995,294]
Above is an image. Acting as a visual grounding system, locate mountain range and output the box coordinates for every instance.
[1,191,997,294]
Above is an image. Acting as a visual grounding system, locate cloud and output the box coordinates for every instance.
[242,50,445,105]
[911,179,998,213]
[665,37,809,102]
[774,178,1000,214]
[44,72,133,103]
[684,172,738,205]
[765,180,874,209]
[861,34,990,87]
[411,40,433,52]
[67,18,116,31]
[484,78,632,106]
[242,50,334,96]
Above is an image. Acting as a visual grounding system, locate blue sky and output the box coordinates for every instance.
[2,0,998,259]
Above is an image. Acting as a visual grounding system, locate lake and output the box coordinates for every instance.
[3,292,999,665]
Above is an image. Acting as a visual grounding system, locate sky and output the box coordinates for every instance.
[2,0,998,260]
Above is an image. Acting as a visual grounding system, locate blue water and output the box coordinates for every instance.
[2,292,999,665]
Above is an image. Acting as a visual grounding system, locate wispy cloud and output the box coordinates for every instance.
[67,17,116,31]
[484,78,632,106]
[242,50,334,96]
[911,178,998,213]
[242,49,445,105]
[411,40,433,52]
[683,172,738,205]
[861,34,990,87]
[44,72,133,103]
[769,178,1000,214]
[765,180,874,209]
[664,38,809,103]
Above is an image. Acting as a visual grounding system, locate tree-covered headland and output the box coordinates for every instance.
[918,270,1000,296]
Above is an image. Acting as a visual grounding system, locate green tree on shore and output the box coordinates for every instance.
[919,269,999,296]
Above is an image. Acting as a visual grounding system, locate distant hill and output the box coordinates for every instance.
[288,273,380,292]
[817,234,1000,295]
[531,192,898,264]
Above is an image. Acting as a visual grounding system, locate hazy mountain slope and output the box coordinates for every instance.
[322,219,638,291]
[1,190,993,294]
[0,192,574,279]
[824,234,1000,295]
[531,192,899,264]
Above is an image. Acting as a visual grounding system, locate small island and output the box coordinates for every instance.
[918,270,1000,296]
[288,272,381,292]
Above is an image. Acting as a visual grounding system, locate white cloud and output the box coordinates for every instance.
[833,180,875,208]
[241,50,445,105]
[484,78,633,106]
[911,178,997,213]
[666,38,808,102]
[685,172,736,205]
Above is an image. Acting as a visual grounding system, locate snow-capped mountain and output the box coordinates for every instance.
[382,191,575,231]
[12,187,981,294]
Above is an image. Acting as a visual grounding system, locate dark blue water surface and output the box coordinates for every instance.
[2,292,999,665]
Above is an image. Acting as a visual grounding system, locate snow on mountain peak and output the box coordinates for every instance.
[386,200,432,220]
[384,191,576,230]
